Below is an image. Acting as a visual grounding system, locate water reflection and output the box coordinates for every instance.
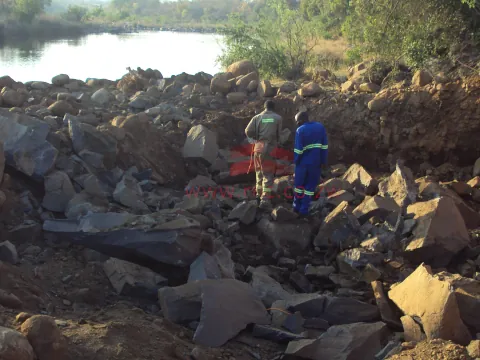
[0,31,224,82]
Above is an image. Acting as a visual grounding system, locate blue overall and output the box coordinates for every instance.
[293,121,328,215]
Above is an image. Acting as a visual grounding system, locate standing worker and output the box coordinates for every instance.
[293,111,328,216]
[245,100,283,210]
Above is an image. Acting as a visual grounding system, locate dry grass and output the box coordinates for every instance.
[312,37,349,59]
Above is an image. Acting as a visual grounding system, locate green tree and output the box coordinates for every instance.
[12,0,51,22]
[63,5,88,22]
[218,0,320,79]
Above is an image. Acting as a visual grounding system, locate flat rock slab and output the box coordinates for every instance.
[193,279,270,347]
[257,218,312,253]
[43,212,204,271]
[0,109,58,180]
[284,322,390,360]
[388,263,471,346]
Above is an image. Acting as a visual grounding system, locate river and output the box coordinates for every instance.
[0,31,225,83]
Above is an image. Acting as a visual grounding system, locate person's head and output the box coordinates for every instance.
[295,111,309,126]
[264,100,275,111]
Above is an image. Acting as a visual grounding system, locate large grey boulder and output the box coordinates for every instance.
[182,125,218,165]
[91,88,113,105]
[42,171,76,212]
[257,218,312,253]
[113,174,149,211]
[0,109,58,180]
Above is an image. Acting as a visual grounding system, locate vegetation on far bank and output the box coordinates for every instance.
[1,0,480,81]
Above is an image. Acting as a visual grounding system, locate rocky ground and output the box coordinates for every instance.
[0,60,479,360]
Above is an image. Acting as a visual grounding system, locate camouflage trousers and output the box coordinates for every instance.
[254,152,275,201]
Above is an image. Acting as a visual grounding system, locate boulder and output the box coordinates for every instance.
[321,296,380,325]
[319,178,354,194]
[188,252,222,282]
[378,163,418,208]
[474,158,480,177]
[228,200,257,225]
[42,171,76,212]
[68,117,117,169]
[0,326,35,360]
[412,70,433,87]
[298,82,323,97]
[278,81,297,94]
[401,315,426,342]
[417,177,480,229]
[91,88,113,105]
[236,72,258,91]
[0,109,58,180]
[388,263,471,345]
[436,272,480,333]
[0,241,18,264]
[304,265,335,280]
[248,267,291,307]
[272,206,298,222]
[0,76,15,89]
[247,80,258,93]
[327,190,355,207]
[20,315,68,360]
[258,80,275,97]
[342,163,378,195]
[103,257,167,300]
[257,218,312,253]
[252,325,305,343]
[372,281,402,329]
[341,81,355,92]
[52,74,70,86]
[65,191,109,219]
[128,92,156,110]
[226,92,247,104]
[30,81,50,90]
[314,201,361,249]
[467,340,480,359]
[1,88,26,107]
[193,279,270,347]
[43,212,205,270]
[227,60,257,78]
[159,281,203,323]
[337,248,384,279]
[368,96,390,112]
[48,100,75,117]
[113,174,149,211]
[359,83,380,93]
[183,125,218,166]
[352,195,400,225]
[284,322,390,360]
[405,197,471,267]
[467,176,480,189]
[0,142,5,183]
[210,73,231,95]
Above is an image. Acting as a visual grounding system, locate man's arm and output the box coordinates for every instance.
[294,128,303,165]
[245,115,258,140]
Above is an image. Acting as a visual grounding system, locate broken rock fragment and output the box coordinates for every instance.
[353,195,400,225]
[284,322,390,360]
[388,263,471,345]
[182,125,218,166]
[103,257,167,300]
[371,281,402,329]
[113,174,149,211]
[314,201,361,249]
[257,218,311,253]
[401,315,426,342]
[248,267,291,307]
[405,197,471,267]
[228,200,257,225]
[342,163,378,195]
[378,163,418,207]
[42,171,76,212]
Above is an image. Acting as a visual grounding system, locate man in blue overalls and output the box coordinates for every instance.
[292,111,328,216]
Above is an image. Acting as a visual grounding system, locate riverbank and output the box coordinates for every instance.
[0,17,221,42]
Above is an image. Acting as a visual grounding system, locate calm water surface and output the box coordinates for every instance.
[0,31,225,83]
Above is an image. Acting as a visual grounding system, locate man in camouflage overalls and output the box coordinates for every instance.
[245,100,283,210]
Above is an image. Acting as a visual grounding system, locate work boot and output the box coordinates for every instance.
[256,197,261,206]
[259,200,272,211]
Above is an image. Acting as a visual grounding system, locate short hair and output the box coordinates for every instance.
[296,111,309,123]
[264,100,275,111]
